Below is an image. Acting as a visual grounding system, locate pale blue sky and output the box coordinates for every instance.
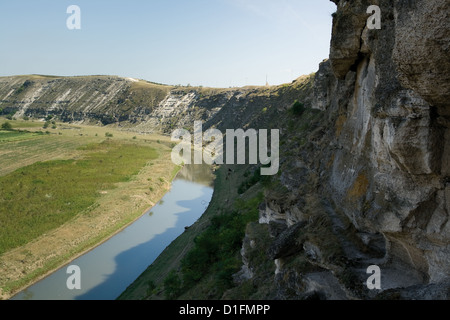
[0,0,336,87]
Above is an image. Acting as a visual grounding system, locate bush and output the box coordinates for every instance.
[105,132,113,138]
[238,168,267,194]
[1,122,13,130]
[290,100,305,116]
[163,271,183,300]
[146,280,157,297]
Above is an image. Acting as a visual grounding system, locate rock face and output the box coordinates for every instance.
[393,0,450,112]
[0,75,298,135]
[329,0,368,79]
[0,76,145,124]
[330,0,449,284]
[255,0,449,299]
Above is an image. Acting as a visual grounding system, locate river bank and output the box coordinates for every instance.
[118,161,262,300]
[10,163,214,300]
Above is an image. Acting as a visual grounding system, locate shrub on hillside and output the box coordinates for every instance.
[1,122,13,130]
[290,100,305,116]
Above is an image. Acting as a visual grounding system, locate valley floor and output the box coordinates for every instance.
[0,118,179,299]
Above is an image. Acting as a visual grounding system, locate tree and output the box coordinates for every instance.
[291,100,305,116]
[163,270,183,299]
[1,122,13,130]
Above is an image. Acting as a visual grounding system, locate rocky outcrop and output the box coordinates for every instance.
[267,222,307,260]
[329,0,369,79]
[0,76,140,123]
[393,0,450,112]
[254,0,449,299]
[330,0,449,285]
[0,75,299,135]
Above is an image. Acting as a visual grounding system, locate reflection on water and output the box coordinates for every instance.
[176,162,215,187]
[11,163,214,300]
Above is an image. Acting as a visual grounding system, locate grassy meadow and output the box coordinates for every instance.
[0,117,179,299]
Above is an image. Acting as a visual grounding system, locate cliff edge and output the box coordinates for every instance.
[253,0,449,299]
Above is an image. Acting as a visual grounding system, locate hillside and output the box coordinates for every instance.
[0,75,172,127]
[0,74,310,135]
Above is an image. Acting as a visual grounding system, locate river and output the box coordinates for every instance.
[11,163,214,300]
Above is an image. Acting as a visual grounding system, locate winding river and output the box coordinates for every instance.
[11,163,214,300]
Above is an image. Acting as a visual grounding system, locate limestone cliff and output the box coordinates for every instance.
[252,0,449,299]
[0,74,302,135]
[330,0,449,293]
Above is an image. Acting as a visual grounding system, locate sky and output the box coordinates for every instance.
[0,0,336,88]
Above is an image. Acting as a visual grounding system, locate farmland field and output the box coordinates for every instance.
[0,117,179,298]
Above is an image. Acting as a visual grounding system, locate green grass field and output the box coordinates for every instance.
[0,140,158,255]
[0,131,42,143]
